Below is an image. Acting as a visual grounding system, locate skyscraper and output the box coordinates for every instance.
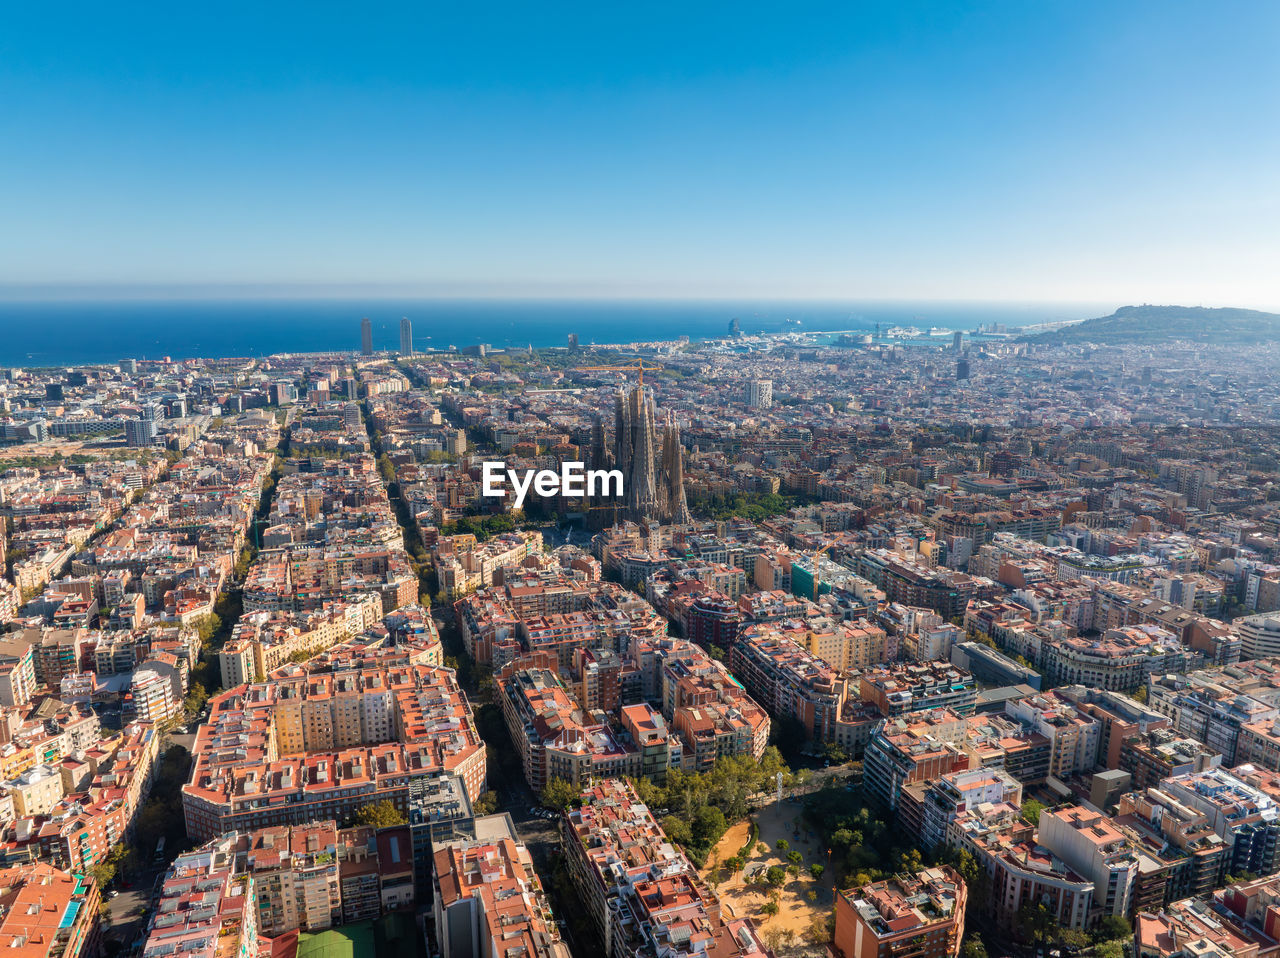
[399,317,413,356]
[746,379,773,409]
[360,317,373,356]
[956,358,970,380]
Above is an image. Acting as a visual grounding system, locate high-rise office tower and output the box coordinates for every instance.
[952,331,963,351]
[746,379,773,409]
[360,317,373,356]
[568,333,579,349]
[399,317,413,356]
[956,358,971,380]
[728,317,741,337]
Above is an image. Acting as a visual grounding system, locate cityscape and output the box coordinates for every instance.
[3,4,1279,958]
[0,314,1279,958]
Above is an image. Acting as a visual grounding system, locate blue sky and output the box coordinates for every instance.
[2,1,1277,305]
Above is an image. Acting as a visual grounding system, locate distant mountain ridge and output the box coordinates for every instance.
[1023,304,1280,345]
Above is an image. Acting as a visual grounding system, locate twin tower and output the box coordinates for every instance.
[588,385,691,525]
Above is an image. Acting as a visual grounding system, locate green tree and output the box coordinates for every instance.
[473,791,500,816]
[1021,798,1044,827]
[787,850,803,867]
[809,863,825,881]
[766,866,787,887]
[1095,915,1132,943]
[823,742,851,765]
[663,815,694,847]
[1056,929,1091,950]
[1094,943,1127,958]
[693,805,728,847]
[353,799,406,829]
[540,776,578,811]
[183,682,209,716]
[948,847,989,912]
[91,861,115,890]
[196,613,222,644]
[1017,902,1057,946]
[775,839,789,853]
[960,937,989,958]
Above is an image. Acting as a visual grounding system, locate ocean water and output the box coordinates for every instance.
[0,298,1102,366]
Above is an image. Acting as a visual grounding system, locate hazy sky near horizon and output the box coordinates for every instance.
[2,2,1278,306]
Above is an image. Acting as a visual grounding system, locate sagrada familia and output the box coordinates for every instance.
[588,384,691,525]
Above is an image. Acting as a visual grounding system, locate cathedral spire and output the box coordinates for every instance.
[665,416,692,525]
[627,386,659,521]
[614,389,631,484]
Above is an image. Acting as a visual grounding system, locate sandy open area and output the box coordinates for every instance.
[700,795,835,951]
[0,438,130,461]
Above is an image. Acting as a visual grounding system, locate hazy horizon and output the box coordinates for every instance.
[0,284,1270,316]
[0,284,1130,310]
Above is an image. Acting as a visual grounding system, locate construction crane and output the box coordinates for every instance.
[573,358,665,386]
[810,543,835,600]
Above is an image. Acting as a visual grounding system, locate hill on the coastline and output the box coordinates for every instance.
[1023,305,1280,345]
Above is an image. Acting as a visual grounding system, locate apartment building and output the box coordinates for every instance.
[142,838,258,958]
[1044,625,1200,692]
[949,804,1094,932]
[856,662,977,718]
[1146,671,1279,766]
[862,709,970,811]
[563,779,773,958]
[1118,728,1221,792]
[0,636,38,707]
[834,866,967,958]
[183,659,486,841]
[1114,788,1226,908]
[1005,693,1102,780]
[432,816,570,958]
[1038,805,1140,921]
[731,624,846,742]
[0,862,101,958]
[917,766,1023,852]
[1160,767,1280,879]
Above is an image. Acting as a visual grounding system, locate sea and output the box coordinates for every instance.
[0,298,1106,366]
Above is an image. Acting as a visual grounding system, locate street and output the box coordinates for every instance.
[101,864,164,956]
